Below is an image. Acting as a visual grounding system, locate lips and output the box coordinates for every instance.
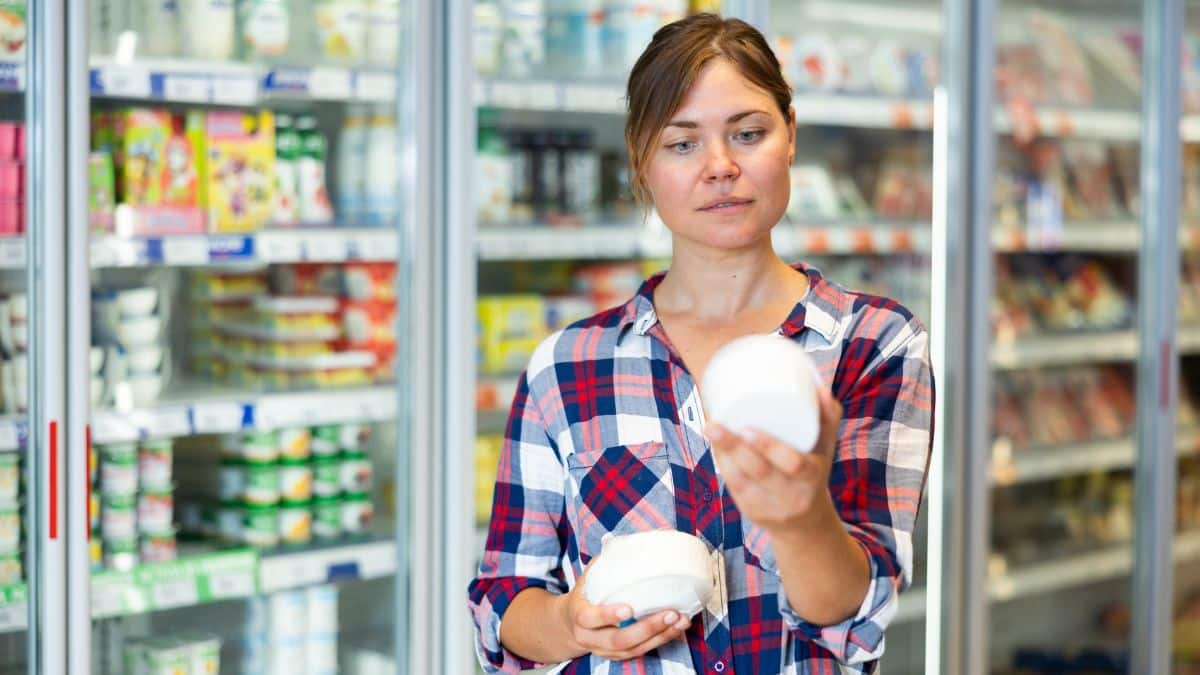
[699,198,754,212]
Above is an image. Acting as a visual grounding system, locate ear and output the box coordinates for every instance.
[787,106,796,164]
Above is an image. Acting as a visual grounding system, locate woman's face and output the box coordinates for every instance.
[644,58,795,252]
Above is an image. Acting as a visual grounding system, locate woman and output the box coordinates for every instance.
[469,13,933,674]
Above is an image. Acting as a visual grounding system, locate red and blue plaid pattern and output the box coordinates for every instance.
[469,263,934,674]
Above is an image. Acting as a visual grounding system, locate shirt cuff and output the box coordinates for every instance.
[777,539,898,665]
[473,577,560,674]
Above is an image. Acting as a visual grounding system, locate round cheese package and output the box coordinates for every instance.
[584,530,715,621]
[701,334,822,453]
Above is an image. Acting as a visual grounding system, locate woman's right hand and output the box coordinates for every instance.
[558,563,693,662]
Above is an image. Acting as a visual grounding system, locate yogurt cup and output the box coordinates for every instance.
[310,425,341,456]
[278,501,312,545]
[278,428,311,462]
[138,439,173,491]
[140,529,177,564]
[312,497,341,539]
[137,489,174,534]
[99,443,139,495]
[102,493,138,540]
[339,452,372,493]
[312,458,340,498]
[0,552,20,583]
[278,461,313,503]
[104,537,138,571]
[0,453,18,501]
[223,431,279,463]
[0,501,18,553]
[340,493,373,534]
[90,539,103,570]
[90,491,101,533]
[338,422,370,451]
[242,503,280,548]
[221,459,280,505]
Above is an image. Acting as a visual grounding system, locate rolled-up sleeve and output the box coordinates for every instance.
[781,325,934,664]
[467,371,568,674]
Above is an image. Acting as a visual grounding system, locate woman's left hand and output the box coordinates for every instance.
[705,386,843,533]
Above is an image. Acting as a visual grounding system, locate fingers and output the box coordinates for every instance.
[594,610,691,660]
[574,602,634,630]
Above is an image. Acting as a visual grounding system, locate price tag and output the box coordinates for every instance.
[256,232,303,262]
[0,237,24,267]
[255,397,308,430]
[100,66,152,98]
[302,232,349,262]
[525,83,558,110]
[490,81,525,109]
[309,67,354,99]
[163,75,211,103]
[207,570,255,599]
[152,579,199,610]
[211,76,259,106]
[92,412,139,444]
[805,229,831,254]
[140,406,192,439]
[91,585,126,618]
[321,395,357,423]
[351,232,399,261]
[162,236,211,266]
[192,401,245,434]
[0,603,24,631]
[356,71,397,101]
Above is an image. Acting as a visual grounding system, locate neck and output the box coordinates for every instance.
[655,234,805,320]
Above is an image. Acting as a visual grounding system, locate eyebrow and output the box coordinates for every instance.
[666,110,769,129]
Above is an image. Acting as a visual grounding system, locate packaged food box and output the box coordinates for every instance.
[189,110,276,233]
[0,452,17,501]
[0,551,19,583]
[340,299,397,346]
[0,499,18,553]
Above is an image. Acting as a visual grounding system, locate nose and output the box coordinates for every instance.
[703,142,739,182]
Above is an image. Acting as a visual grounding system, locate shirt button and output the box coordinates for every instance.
[714,661,726,672]
[703,491,713,502]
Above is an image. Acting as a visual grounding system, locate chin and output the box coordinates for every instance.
[697,221,775,251]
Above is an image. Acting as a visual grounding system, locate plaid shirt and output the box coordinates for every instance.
[469,263,934,675]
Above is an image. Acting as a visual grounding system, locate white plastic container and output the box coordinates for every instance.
[701,334,822,453]
[335,107,368,225]
[363,106,399,228]
[116,287,158,317]
[267,590,308,641]
[181,0,235,60]
[364,0,399,66]
[305,585,339,634]
[584,530,714,620]
[314,0,367,63]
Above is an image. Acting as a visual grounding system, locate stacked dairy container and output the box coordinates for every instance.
[244,585,339,675]
[94,438,178,571]
[123,634,222,675]
[0,449,20,586]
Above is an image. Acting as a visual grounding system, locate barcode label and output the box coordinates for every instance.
[162,236,210,265]
[101,66,152,98]
[256,233,303,262]
[211,76,258,105]
[309,67,353,99]
[192,402,245,433]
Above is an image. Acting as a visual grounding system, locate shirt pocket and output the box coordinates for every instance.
[565,441,677,563]
[741,510,779,575]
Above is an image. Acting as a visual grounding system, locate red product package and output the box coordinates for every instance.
[0,122,20,161]
[0,160,20,200]
[339,299,398,347]
[270,263,342,296]
[343,263,396,302]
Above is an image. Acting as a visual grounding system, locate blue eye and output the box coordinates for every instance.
[669,141,697,154]
[735,130,764,143]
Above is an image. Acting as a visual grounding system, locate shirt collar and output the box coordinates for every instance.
[617,262,845,344]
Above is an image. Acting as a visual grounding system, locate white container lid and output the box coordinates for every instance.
[701,333,822,453]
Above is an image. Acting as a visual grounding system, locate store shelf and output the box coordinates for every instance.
[90,229,399,267]
[793,95,934,130]
[475,78,626,114]
[0,540,398,633]
[90,384,395,444]
[994,106,1142,141]
[895,530,1200,624]
[993,223,1200,253]
[258,538,396,594]
[992,326,1200,369]
[90,548,259,620]
[87,58,396,104]
[990,427,1200,486]
[476,223,930,261]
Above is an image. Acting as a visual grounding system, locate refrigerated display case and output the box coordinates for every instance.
[0,0,432,673]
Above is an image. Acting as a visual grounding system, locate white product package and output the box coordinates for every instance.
[701,334,823,453]
[583,530,716,620]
